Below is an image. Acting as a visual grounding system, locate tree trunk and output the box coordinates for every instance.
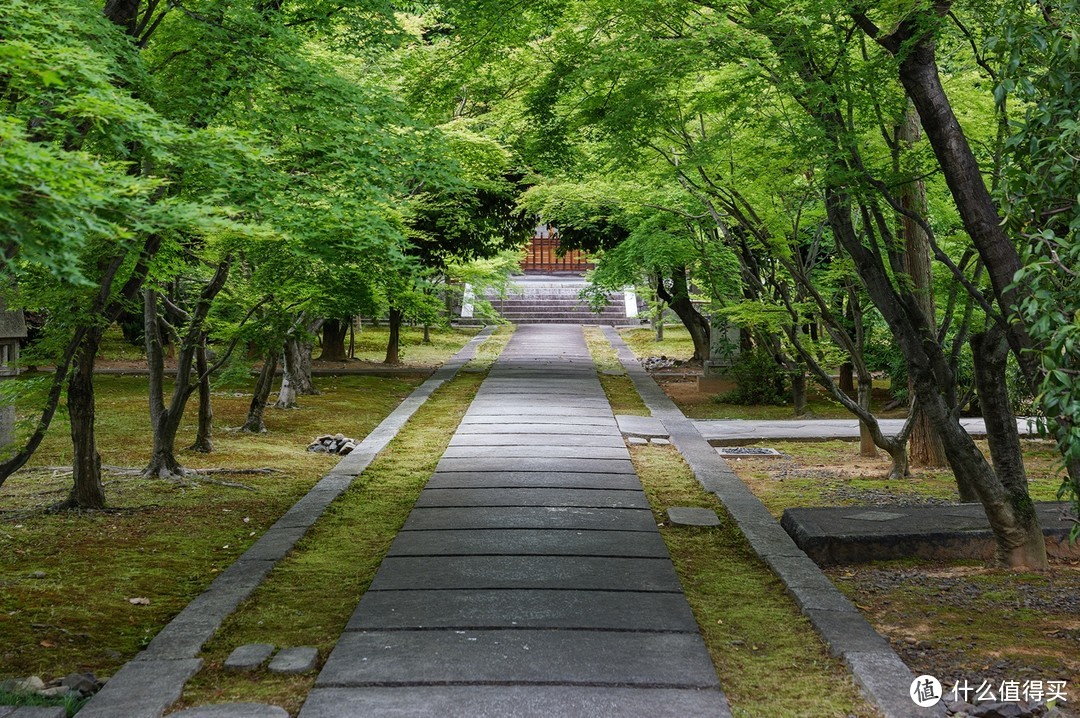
[423,323,431,345]
[897,101,949,469]
[319,319,349,361]
[384,307,403,365]
[654,304,665,342]
[971,328,1048,568]
[792,371,808,417]
[274,345,299,409]
[189,343,213,453]
[282,335,318,396]
[858,376,878,458]
[656,269,709,362]
[143,288,186,479]
[242,353,277,432]
[64,335,106,509]
[825,186,1046,569]
[839,362,854,394]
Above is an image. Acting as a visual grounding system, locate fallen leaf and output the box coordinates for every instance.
[40,640,55,648]
[128,597,151,606]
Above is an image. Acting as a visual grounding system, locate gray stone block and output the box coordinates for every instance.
[463,406,614,417]
[387,529,669,557]
[460,416,617,428]
[614,415,668,437]
[440,445,629,459]
[170,704,289,718]
[0,707,14,718]
[402,506,657,531]
[845,651,947,718]
[75,658,202,718]
[803,609,890,656]
[414,488,649,509]
[666,507,721,526]
[627,437,648,445]
[454,423,617,436]
[224,643,275,671]
[316,630,721,688]
[270,489,341,530]
[299,686,731,718]
[139,612,224,660]
[426,472,642,490]
[448,434,626,448]
[237,526,308,563]
[10,708,66,718]
[435,458,633,474]
[346,589,697,632]
[368,555,681,592]
[268,647,318,674]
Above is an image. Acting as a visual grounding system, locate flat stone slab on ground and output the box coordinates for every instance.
[268,647,318,674]
[316,630,721,688]
[436,457,633,474]
[224,643,275,671]
[346,589,696,631]
[448,433,626,448]
[425,471,642,490]
[614,415,668,438]
[368,555,682,592]
[386,528,669,557]
[169,704,289,718]
[453,423,617,436]
[782,501,1078,564]
[8,708,66,718]
[667,507,722,527]
[694,417,1032,444]
[299,685,731,718]
[440,445,629,459]
[414,488,648,509]
[402,506,657,531]
[74,658,202,718]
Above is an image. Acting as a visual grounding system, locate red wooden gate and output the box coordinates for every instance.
[522,227,593,272]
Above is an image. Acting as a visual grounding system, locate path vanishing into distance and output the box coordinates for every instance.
[299,324,731,717]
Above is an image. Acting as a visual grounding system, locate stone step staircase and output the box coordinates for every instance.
[464,277,642,326]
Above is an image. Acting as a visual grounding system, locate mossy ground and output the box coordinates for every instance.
[630,444,879,717]
[0,326,491,705]
[173,326,512,712]
[581,327,649,416]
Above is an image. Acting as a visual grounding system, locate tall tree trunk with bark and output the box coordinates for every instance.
[274,353,298,409]
[64,333,106,509]
[897,102,949,468]
[384,307,403,365]
[971,328,1047,567]
[189,343,213,453]
[656,268,709,362]
[242,353,277,432]
[791,370,808,417]
[319,319,349,361]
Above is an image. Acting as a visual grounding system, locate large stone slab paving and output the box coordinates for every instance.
[387,529,669,557]
[345,588,694,631]
[447,434,626,448]
[425,471,643,490]
[402,506,658,531]
[435,457,633,473]
[367,555,682,591]
[74,658,203,718]
[440,445,630,459]
[300,686,731,718]
[459,414,617,426]
[301,324,727,717]
[413,488,649,508]
[316,630,721,688]
[453,423,618,435]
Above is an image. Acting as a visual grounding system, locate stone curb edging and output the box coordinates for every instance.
[75,327,496,718]
[601,326,944,718]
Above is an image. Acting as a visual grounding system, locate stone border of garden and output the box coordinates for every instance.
[602,326,946,718]
[75,327,495,718]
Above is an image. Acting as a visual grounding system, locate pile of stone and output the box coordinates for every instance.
[0,672,103,701]
[306,433,357,455]
[640,355,678,371]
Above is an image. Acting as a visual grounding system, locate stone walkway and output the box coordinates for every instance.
[298,325,730,717]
